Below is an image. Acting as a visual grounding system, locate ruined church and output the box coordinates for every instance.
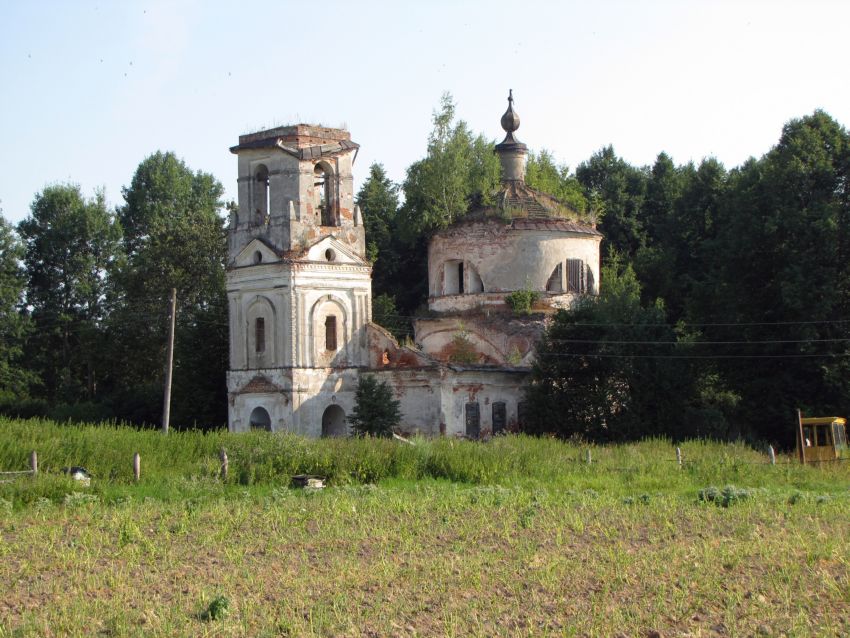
[226,95,601,437]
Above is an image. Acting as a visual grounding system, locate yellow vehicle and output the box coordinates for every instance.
[797,416,848,462]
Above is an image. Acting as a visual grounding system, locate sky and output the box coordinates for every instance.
[1,0,849,224]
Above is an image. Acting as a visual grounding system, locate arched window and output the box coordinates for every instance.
[255,317,265,353]
[314,164,334,226]
[325,315,337,351]
[546,263,563,292]
[255,165,270,223]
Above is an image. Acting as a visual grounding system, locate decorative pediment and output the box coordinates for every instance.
[234,238,280,267]
[237,375,287,396]
[305,235,367,266]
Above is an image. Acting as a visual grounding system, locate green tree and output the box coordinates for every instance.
[110,151,228,428]
[357,163,398,265]
[576,146,648,258]
[348,375,402,437]
[524,253,705,442]
[697,111,850,443]
[526,149,587,214]
[397,92,500,240]
[18,186,122,403]
[0,212,35,399]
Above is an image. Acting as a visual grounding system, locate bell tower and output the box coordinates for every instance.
[226,124,372,436]
[228,124,365,261]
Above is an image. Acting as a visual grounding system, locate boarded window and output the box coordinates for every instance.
[465,402,480,439]
[325,315,337,351]
[517,401,529,430]
[492,401,506,435]
[546,263,563,292]
[567,259,586,293]
[255,317,265,353]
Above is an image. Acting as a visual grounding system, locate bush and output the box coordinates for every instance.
[505,288,540,315]
[348,376,401,438]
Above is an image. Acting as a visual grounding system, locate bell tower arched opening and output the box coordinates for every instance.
[254,164,270,224]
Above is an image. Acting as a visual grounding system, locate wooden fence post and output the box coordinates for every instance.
[220,448,228,481]
[768,445,776,466]
[676,447,682,468]
[30,451,37,475]
[797,408,806,465]
[133,452,141,482]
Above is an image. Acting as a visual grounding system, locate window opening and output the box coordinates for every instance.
[255,165,270,223]
[517,401,529,430]
[835,422,847,448]
[567,258,586,293]
[255,317,265,353]
[816,424,831,447]
[465,402,480,439]
[315,164,334,226]
[458,262,465,294]
[325,248,336,262]
[546,263,563,292]
[325,315,337,351]
[492,402,507,435]
[803,425,814,446]
[253,251,263,264]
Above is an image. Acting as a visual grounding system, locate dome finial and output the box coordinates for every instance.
[494,90,528,183]
[500,89,520,137]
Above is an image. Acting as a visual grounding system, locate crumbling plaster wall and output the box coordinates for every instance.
[428,220,601,308]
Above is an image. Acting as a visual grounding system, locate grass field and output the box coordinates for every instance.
[1,418,849,637]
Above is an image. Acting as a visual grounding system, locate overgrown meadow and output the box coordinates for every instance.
[1,418,849,637]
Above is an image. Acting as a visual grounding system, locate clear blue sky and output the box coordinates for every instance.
[1,0,848,224]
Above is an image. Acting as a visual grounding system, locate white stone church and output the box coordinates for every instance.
[226,95,601,437]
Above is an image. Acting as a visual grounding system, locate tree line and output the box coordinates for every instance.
[1,95,848,445]
[0,152,228,428]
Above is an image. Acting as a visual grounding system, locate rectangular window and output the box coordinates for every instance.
[458,262,465,294]
[255,317,265,353]
[492,402,506,435]
[325,315,337,351]
[465,402,480,439]
[567,259,586,293]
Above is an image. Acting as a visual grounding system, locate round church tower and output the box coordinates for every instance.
[415,93,602,366]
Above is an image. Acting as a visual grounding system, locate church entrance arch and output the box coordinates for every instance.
[249,406,271,431]
[321,405,347,437]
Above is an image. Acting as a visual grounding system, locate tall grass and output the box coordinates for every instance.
[1,417,848,507]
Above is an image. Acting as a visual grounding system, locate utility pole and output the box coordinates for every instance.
[162,288,177,434]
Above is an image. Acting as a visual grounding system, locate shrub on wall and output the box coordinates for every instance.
[505,289,540,315]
